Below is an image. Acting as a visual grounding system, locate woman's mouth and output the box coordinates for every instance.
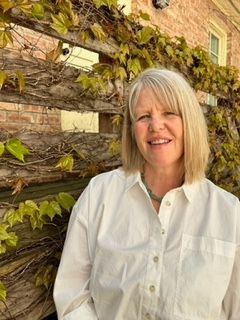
[148,138,171,145]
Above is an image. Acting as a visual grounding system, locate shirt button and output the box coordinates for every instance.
[165,200,171,207]
[145,313,151,319]
[153,256,159,262]
[149,285,155,292]
[161,229,165,235]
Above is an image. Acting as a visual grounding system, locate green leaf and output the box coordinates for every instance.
[0,243,7,254]
[5,232,18,247]
[0,142,5,156]
[51,13,71,35]
[56,192,76,212]
[90,23,106,41]
[92,0,105,9]
[0,30,13,48]
[16,71,25,93]
[40,201,55,220]
[6,138,30,162]
[165,45,175,58]
[111,115,123,127]
[0,223,10,241]
[109,139,121,155]
[93,0,117,9]
[29,213,43,230]
[25,200,39,212]
[127,58,142,76]
[139,10,150,21]
[137,26,154,45]
[49,200,62,217]
[119,43,130,56]
[3,208,22,227]
[0,71,8,90]
[35,265,54,289]
[39,200,61,221]
[142,48,154,67]
[75,74,91,88]
[0,0,15,12]
[17,0,32,15]
[32,3,45,20]
[56,155,74,172]
[115,66,127,81]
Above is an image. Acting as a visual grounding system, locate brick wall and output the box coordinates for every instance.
[0,103,61,133]
[0,26,61,133]
[132,0,240,69]
[2,1,240,133]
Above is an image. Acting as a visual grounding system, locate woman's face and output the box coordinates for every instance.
[133,87,184,173]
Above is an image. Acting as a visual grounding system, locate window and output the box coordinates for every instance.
[60,46,99,132]
[208,20,227,106]
[60,0,131,132]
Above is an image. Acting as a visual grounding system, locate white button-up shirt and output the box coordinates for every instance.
[53,168,240,320]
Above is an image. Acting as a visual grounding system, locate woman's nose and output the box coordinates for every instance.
[149,116,165,131]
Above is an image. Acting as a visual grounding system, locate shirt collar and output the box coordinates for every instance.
[181,180,202,203]
[124,169,202,203]
[124,171,142,192]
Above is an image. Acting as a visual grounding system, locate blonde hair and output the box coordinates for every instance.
[121,68,210,183]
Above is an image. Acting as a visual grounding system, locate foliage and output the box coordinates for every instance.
[0,192,75,255]
[35,264,57,289]
[0,281,7,301]
[0,138,30,162]
[0,0,239,312]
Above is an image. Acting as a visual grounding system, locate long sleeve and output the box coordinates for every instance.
[222,198,240,320]
[53,187,98,320]
[222,246,240,320]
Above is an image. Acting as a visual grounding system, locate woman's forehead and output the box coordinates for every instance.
[134,88,171,111]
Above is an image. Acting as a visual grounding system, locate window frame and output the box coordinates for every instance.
[209,20,227,66]
[208,20,227,106]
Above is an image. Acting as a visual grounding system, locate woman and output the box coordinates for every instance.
[53,68,240,320]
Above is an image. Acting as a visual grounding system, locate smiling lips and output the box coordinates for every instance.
[148,138,172,145]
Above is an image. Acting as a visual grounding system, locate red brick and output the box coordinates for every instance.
[133,0,240,69]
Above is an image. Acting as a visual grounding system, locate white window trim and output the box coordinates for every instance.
[208,20,227,106]
[209,20,227,66]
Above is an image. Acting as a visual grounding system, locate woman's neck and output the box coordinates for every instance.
[143,165,184,197]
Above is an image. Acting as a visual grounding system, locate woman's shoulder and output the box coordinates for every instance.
[201,178,239,206]
[90,167,126,184]
[88,167,136,192]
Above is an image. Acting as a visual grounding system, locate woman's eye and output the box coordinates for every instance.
[137,114,151,121]
[164,111,175,116]
[164,111,179,117]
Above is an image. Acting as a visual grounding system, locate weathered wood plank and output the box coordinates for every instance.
[0,131,121,190]
[9,11,119,56]
[0,221,65,320]
[0,49,123,114]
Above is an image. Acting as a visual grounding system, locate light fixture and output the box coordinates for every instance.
[152,0,170,9]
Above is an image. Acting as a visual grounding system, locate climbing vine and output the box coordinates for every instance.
[0,0,239,311]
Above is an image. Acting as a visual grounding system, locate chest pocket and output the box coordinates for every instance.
[174,234,236,320]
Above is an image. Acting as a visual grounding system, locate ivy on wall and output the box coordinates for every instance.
[0,0,239,304]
